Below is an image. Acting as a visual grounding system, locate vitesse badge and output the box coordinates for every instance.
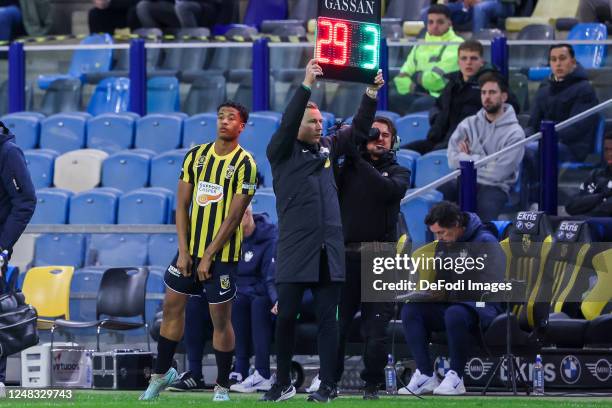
[196,155,206,168]
[220,275,230,290]
[225,165,236,179]
[522,234,531,252]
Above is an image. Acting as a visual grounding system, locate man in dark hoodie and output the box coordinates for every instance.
[566,132,612,216]
[400,201,503,396]
[333,116,410,399]
[229,205,277,393]
[526,44,599,162]
[0,121,36,395]
[403,40,519,155]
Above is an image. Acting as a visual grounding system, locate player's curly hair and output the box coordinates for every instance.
[217,101,249,124]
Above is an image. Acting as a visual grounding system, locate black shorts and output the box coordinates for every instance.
[164,252,238,304]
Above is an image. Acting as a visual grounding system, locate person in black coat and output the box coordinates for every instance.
[526,44,599,162]
[333,116,411,399]
[89,0,140,34]
[404,39,520,154]
[566,132,612,216]
[261,59,384,403]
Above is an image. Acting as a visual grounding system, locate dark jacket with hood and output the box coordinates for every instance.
[236,213,278,303]
[403,66,520,154]
[267,85,377,283]
[566,165,612,216]
[435,212,504,325]
[0,126,36,253]
[335,143,411,244]
[527,64,599,161]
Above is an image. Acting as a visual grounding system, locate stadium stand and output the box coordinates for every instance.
[40,113,90,154]
[24,149,58,189]
[30,188,73,224]
[86,112,138,154]
[101,149,154,192]
[54,149,108,193]
[68,188,122,224]
[134,113,186,153]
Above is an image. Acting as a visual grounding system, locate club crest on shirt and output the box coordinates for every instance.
[220,275,230,290]
[244,251,254,262]
[225,165,236,179]
[196,181,223,206]
[196,155,206,168]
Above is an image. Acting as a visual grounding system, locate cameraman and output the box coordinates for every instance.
[333,117,410,399]
[0,121,37,394]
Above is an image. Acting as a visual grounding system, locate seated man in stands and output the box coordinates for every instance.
[89,0,140,34]
[229,205,277,393]
[390,4,463,115]
[175,0,238,28]
[526,44,599,162]
[137,0,180,30]
[403,39,519,154]
[400,201,503,396]
[566,132,612,216]
[420,0,517,35]
[440,72,524,221]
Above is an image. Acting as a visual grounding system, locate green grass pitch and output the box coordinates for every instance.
[0,391,611,407]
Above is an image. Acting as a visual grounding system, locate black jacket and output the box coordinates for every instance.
[0,128,36,253]
[527,64,599,161]
[403,66,520,154]
[335,147,410,244]
[566,166,612,216]
[267,85,377,283]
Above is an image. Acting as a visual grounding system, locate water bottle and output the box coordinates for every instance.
[385,354,397,394]
[533,354,544,396]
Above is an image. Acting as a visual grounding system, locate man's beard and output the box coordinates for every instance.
[484,103,502,114]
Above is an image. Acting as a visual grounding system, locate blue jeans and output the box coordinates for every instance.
[0,6,21,42]
[231,292,274,379]
[401,303,498,377]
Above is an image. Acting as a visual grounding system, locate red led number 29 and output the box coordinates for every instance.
[316,19,349,66]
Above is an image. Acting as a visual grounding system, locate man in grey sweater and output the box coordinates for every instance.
[439,71,525,221]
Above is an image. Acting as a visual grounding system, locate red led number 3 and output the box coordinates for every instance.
[316,19,349,66]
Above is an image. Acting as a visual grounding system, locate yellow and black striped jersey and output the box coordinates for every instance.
[180,142,258,261]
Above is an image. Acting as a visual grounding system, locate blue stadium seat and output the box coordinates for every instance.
[146,267,166,326]
[40,113,91,154]
[87,77,130,116]
[69,187,122,224]
[135,113,186,153]
[244,0,288,29]
[118,187,172,224]
[414,150,452,188]
[30,188,73,224]
[321,111,336,136]
[101,149,154,192]
[148,234,177,267]
[1,112,43,149]
[70,267,105,323]
[147,76,180,113]
[24,149,58,189]
[182,113,217,148]
[396,149,419,187]
[86,234,149,266]
[34,233,86,267]
[37,34,114,90]
[87,112,137,154]
[396,112,430,145]
[240,113,280,187]
[150,149,188,195]
[251,189,277,224]
[400,190,443,247]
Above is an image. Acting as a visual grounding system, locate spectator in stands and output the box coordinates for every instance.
[403,40,519,155]
[229,205,277,393]
[526,44,599,162]
[89,0,140,34]
[0,121,36,397]
[440,72,525,221]
[421,1,517,34]
[167,295,213,391]
[332,117,410,399]
[137,0,180,30]
[175,0,238,28]
[20,0,53,37]
[400,201,503,396]
[0,1,22,42]
[566,132,612,216]
[390,4,463,115]
[579,0,612,23]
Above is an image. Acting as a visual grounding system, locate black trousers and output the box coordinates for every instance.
[335,250,394,386]
[88,2,140,34]
[275,250,341,387]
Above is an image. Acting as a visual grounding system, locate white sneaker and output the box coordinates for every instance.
[230,370,273,393]
[433,370,466,395]
[228,372,243,385]
[398,369,440,395]
[0,382,5,398]
[306,374,320,393]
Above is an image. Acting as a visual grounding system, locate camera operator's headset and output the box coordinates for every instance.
[368,126,401,153]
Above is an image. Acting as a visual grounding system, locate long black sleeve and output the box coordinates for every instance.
[267,85,310,164]
[328,93,377,158]
[352,159,410,203]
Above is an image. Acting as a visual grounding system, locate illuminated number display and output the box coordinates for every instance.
[315,17,380,82]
